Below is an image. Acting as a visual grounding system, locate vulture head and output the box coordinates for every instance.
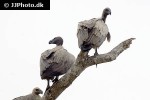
[32,87,43,95]
[102,7,111,22]
[49,36,63,46]
[103,7,111,15]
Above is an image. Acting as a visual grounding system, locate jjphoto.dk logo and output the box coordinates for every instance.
[0,0,50,10]
[4,2,44,8]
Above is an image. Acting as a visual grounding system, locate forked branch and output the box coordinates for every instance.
[42,38,135,100]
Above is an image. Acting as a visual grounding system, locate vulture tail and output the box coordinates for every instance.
[107,32,111,42]
[96,64,97,68]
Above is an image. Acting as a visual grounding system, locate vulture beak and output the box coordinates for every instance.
[109,12,111,15]
[49,40,54,44]
[40,90,43,94]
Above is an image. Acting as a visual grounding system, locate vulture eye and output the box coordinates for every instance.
[35,89,39,91]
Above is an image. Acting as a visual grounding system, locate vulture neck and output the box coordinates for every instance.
[32,92,38,95]
[56,44,62,46]
[101,13,107,23]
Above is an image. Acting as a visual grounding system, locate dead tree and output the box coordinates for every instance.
[42,38,135,100]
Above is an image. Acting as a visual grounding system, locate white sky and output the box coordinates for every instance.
[0,0,150,99]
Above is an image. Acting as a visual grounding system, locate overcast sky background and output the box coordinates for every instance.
[0,0,150,99]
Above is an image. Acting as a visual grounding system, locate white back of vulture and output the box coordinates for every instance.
[13,94,41,100]
[40,46,75,79]
[77,18,109,49]
[13,87,42,100]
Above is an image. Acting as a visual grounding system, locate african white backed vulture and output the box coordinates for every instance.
[77,7,111,56]
[13,87,43,100]
[40,36,75,92]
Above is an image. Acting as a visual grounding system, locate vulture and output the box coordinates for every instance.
[77,7,111,56]
[40,36,75,91]
[13,87,43,100]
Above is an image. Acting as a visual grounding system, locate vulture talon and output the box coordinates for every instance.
[94,49,99,56]
[52,76,59,83]
[94,52,99,56]
[46,86,50,92]
[52,78,58,83]
[45,86,51,94]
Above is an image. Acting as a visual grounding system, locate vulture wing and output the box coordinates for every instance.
[77,18,109,50]
[77,18,98,48]
[78,18,97,29]
[90,19,109,47]
[40,46,75,79]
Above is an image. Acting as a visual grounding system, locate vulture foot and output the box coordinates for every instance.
[52,76,59,83]
[45,86,51,94]
[94,52,99,56]
[94,48,99,56]
[94,49,98,68]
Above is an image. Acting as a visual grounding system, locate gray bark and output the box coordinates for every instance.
[42,38,135,100]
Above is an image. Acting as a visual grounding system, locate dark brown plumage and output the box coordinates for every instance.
[77,7,111,56]
[40,36,75,92]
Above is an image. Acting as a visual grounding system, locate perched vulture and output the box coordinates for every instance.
[13,87,43,100]
[40,36,75,91]
[77,7,111,56]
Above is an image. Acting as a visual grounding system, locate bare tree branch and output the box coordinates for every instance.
[42,38,135,100]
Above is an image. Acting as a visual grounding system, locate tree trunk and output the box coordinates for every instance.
[42,38,135,100]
